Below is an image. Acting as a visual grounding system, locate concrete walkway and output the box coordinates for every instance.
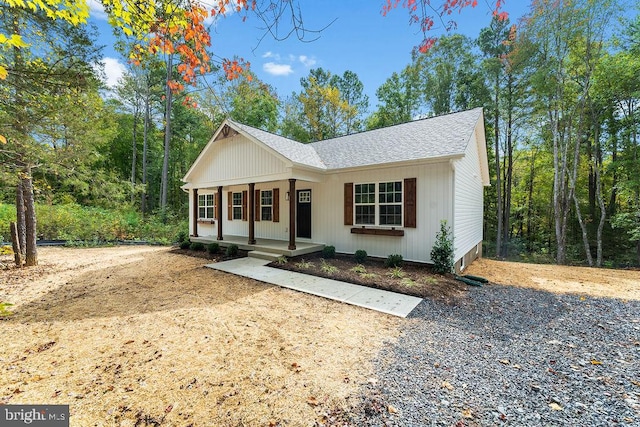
[205,257,423,318]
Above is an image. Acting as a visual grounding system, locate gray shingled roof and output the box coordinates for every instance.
[228,120,327,169]
[229,108,482,171]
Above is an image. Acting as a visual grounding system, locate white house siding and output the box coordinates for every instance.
[452,130,485,264]
[312,163,454,263]
[189,134,289,186]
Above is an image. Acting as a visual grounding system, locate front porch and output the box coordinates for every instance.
[190,235,324,257]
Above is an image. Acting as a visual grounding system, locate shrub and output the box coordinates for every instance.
[179,240,191,250]
[207,242,219,254]
[322,245,336,259]
[431,220,454,274]
[176,231,188,243]
[385,253,403,268]
[225,244,239,257]
[190,242,205,251]
[275,255,288,264]
[354,249,368,263]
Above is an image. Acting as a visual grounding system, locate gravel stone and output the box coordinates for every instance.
[352,284,640,426]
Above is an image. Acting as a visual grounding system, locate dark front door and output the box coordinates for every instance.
[296,189,311,239]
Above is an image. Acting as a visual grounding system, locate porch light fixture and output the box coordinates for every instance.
[285,191,290,201]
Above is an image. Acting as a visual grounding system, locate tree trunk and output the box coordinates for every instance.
[22,168,37,267]
[160,54,173,219]
[493,75,503,259]
[502,73,514,258]
[131,102,138,204]
[10,222,23,267]
[141,88,150,216]
[16,180,26,258]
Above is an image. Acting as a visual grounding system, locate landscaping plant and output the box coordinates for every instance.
[322,245,336,259]
[354,249,367,263]
[207,243,219,254]
[225,244,239,257]
[431,220,454,274]
[385,253,403,268]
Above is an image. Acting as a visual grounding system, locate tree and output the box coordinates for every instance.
[368,65,422,129]
[0,6,102,266]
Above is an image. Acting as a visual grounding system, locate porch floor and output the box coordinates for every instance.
[190,235,324,257]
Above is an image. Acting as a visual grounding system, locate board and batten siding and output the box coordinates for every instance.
[189,134,289,185]
[452,129,485,263]
[311,163,454,263]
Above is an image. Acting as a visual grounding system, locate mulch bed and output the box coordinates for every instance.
[269,252,470,302]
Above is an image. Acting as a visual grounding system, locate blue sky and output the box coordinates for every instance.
[88,0,532,110]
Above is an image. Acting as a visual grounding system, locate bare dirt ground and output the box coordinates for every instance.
[0,246,400,426]
[2,248,639,426]
[466,258,640,300]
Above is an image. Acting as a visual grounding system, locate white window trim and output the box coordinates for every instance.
[354,181,403,227]
[232,192,243,220]
[198,193,215,220]
[260,190,273,221]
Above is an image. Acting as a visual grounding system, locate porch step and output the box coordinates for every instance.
[248,250,283,262]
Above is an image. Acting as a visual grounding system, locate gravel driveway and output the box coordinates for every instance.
[354,284,640,426]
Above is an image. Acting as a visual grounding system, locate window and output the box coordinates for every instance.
[198,194,215,219]
[378,181,402,225]
[232,192,243,220]
[261,190,272,221]
[354,181,402,226]
[354,183,375,225]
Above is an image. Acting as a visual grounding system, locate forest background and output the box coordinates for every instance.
[1,0,639,268]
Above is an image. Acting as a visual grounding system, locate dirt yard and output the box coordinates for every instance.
[466,258,640,301]
[0,247,400,426]
[1,248,639,426]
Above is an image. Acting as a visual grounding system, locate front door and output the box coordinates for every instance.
[296,189,311,239]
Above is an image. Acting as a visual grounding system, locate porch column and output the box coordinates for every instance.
[288,178,296,250]
[192,188,198,237]
[248,182,256,244]
[216,186,223,240]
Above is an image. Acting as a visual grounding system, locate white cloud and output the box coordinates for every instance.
[298,55,316,67]
[262,51,276,59]
[263,62,293,76]
[86,0,107,20]
[101,57,126,88]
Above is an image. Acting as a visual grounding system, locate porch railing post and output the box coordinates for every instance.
[192,188,198,237]
[217,186,223,240]
[248,183,256,244]
[288,179,296,250]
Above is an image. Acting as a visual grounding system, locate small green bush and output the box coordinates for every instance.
[179,240,191,249]
[176,231,189,243]
[385,253,403,268]
[207,242,219,254]
[190,242,205,251]
[225,244,239,257]
[322,245,336,259]
[354,249,367,263]
[275,255,288,264]
[431,220,454,274]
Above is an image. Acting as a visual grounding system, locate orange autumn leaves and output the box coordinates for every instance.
[382,0,508,53]
[127,0,256,98]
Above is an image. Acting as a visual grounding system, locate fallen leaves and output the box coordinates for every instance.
[590,359,603,365]
[549,402,563,411]
[442,380,454,391]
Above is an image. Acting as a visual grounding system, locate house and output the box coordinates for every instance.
[182,107,490,272]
